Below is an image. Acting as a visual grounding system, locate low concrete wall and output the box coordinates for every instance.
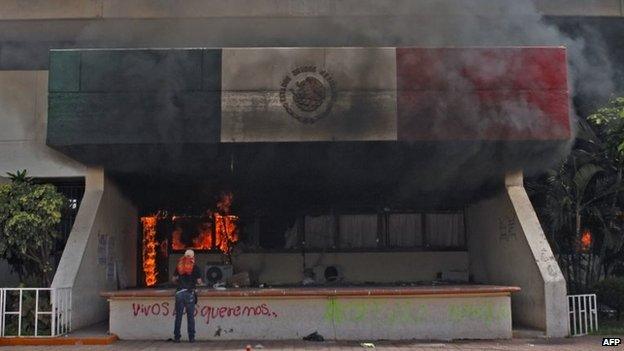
[52,168,137,329]
[168,251,468,285]
[108,294,512,340]
[465,171,568,337]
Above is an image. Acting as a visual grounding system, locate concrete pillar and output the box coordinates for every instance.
[52,167,137,329]
[465,171,568,337]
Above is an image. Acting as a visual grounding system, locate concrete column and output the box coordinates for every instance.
[465,171,568,337]
[52,167,137,329]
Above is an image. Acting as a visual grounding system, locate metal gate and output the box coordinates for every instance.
[568,294,598,336]
[0,287,71,337]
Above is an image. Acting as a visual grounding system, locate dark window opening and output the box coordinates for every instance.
[243,210,466,252]
[33,177,85,268]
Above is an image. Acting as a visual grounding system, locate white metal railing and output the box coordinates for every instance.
[568,294,598,336]
[0,287,71,337]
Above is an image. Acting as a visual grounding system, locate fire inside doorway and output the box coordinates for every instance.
[138,185,468,289]
[141,193,239,287]
[128,139,498,290]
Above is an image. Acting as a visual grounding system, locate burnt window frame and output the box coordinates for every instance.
[247,208,467,253]
[166,214,219,254]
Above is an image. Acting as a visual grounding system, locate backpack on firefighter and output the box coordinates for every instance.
[176,255,195,275]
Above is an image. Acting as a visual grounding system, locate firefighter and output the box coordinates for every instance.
[172,249,203,342]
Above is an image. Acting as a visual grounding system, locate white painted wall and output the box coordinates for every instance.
[0,71,86,178]
[52,168,137,329]
[108,294,512,340]
[167,251,468,285]
[465,171,568,337]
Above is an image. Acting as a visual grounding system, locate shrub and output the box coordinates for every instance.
[595,277,624,320]
[0,170,67,286]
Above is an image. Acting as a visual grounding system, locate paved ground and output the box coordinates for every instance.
[1,336,621,350]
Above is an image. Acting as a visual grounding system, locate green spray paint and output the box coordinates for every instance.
[447,301,509,327]
[325,298,429,326]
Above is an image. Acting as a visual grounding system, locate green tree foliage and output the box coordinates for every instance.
[594,277,624,320]
[529,97,624,293]
[589,97,624,165]
[0,170,67,286]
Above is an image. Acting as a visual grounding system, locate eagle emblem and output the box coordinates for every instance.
[279,66,336,124]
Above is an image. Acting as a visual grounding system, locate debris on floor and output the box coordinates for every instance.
[213,282,227,290]
[360,342,375,348]
[229,271,251,287]
[302,277,315,285]
[302,268,316,285]
[303,331,325,341]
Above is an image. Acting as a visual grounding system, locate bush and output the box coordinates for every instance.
[0,170,67,286]
[2,288,52,336]
[595,277,624,320]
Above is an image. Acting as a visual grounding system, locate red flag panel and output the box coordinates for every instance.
[397,47,570,141]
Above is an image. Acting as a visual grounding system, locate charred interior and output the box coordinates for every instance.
[113,141,542,288]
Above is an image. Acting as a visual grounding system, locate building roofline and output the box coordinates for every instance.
[0,0,622,21]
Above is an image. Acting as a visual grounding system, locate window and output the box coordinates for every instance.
[338,214,378,249]
[34,178,85,266]
[425,213,465,248]
[252,210,466,251]
[387,213,422,248]
[305,215,335,249]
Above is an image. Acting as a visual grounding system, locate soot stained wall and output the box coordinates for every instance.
[47,49,221,147]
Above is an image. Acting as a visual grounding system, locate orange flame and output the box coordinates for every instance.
[171,215,214,250]
[192,219,213,250]
[580,229,592,251]
[141,215,158,286]
[215,192,239,253]
[215,213,239,253]
[141,192,240,284]
[171,228,185,250]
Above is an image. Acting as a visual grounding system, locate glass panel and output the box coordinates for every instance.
[425,212,465,248]
[304,215,335,249]
[388,213,422,247]
[339,214,378,249]
[283,217,300,249]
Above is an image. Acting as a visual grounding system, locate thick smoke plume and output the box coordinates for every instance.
[311,0,615,202]
[64,1,618,207]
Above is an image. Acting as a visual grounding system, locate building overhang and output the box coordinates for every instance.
[47,46,570,144]
[46,47,571,201]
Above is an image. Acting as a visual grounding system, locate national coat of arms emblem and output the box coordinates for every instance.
[279,65,336,124]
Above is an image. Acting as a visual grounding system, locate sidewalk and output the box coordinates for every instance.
[0,336,618,350]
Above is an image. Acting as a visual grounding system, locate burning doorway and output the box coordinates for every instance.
[141,192,240,287]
